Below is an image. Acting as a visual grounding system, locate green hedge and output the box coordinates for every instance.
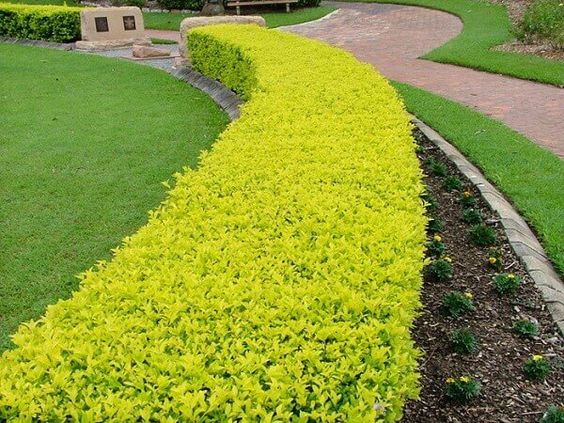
[0,25,426,420]
[0,3,81,42]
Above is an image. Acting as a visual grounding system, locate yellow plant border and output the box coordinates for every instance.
[0,25,426,421]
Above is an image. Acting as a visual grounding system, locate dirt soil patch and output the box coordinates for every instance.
[402,128,564,422]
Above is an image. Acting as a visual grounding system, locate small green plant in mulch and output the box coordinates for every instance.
[415,144,425,155]
[441,291,475,317]
[487,247,503,271]
[426,234,446,257]
[443,175,463,192]
[523,354,551,380]
[540,405,564,423]
[421,190,438,211]
[463,208,483,224]
[494,273,522,296]
[451,328,477,354]
[460,190,477,208]
[444,376,481,402]
[427,257,454,282]
[519,0,564,49]
[427,216,444,234]
[426,157,448,177]
[513,319,540,338]
[469,224,497,246]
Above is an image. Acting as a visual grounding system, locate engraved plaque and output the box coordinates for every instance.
[123,16,136,31]
[95,16,109,32]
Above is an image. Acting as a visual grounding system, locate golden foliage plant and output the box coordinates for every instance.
[0,25,426,421]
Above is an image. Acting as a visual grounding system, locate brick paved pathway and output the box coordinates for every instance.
[283,2,564,157]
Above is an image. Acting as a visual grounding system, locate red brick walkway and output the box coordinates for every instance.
[283,2,564,157]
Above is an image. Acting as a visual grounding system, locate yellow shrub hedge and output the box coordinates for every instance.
[0,3,82,43]
[0,25,426,421]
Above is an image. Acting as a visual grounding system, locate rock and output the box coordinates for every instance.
[132,44,171,58]
[200,1,225,16]
[133,44,170,59]
[179,15,266,59]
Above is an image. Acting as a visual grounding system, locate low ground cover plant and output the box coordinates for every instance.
[0,3,81,42]
[441,291,475,317]
[494,273,522,296]
[512,319,540,338]
[540,405,564,423]
[468,223,497,247]
[450,328,477,354]
[427,257,453,282]
[0,25,426,420]
[444,376,481,402]
[523,354,551,380]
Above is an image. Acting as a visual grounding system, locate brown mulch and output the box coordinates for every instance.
[488,0,563,60]
[402,128,564,422]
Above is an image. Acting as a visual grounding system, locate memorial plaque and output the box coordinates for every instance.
[78,7,149,49]
[95,17,109,32]
[123,16,136,31]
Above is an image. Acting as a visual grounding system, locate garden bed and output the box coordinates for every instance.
[404,127,564,422]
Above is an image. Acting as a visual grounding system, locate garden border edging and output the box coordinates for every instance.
[412,116,564,334]
[170,66,243,120]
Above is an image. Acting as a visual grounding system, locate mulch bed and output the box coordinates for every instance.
[402,128,564,422]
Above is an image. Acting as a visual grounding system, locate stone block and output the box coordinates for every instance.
[132,44,171,58]
[179,15,266,59]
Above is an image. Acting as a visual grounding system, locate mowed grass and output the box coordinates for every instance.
[0,44,228,350]
[142,6,336,30]
[348,0,564,87]
[392,81,564,274]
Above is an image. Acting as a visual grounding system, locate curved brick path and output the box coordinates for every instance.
[281,2,564,157]
[147,3,564,157]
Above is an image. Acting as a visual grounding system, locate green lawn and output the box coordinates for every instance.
[349,0,564,87]
[142,6,336,30]
[0,43,228,351]
[392,81,564,274]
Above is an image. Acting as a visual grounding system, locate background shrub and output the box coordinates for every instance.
[156,0,203,11]
[297,0,321,7]
[0,3,81,42]
[519,0,564,48]
[112,0,145,7]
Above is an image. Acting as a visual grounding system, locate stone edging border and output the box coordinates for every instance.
[412,116,564,334]
[0,36,73,50]
[170,66,243,121]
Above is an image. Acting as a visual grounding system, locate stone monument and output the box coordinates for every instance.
[76,7,151,50]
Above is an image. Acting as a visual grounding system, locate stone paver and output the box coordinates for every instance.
[283,2,564,158]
